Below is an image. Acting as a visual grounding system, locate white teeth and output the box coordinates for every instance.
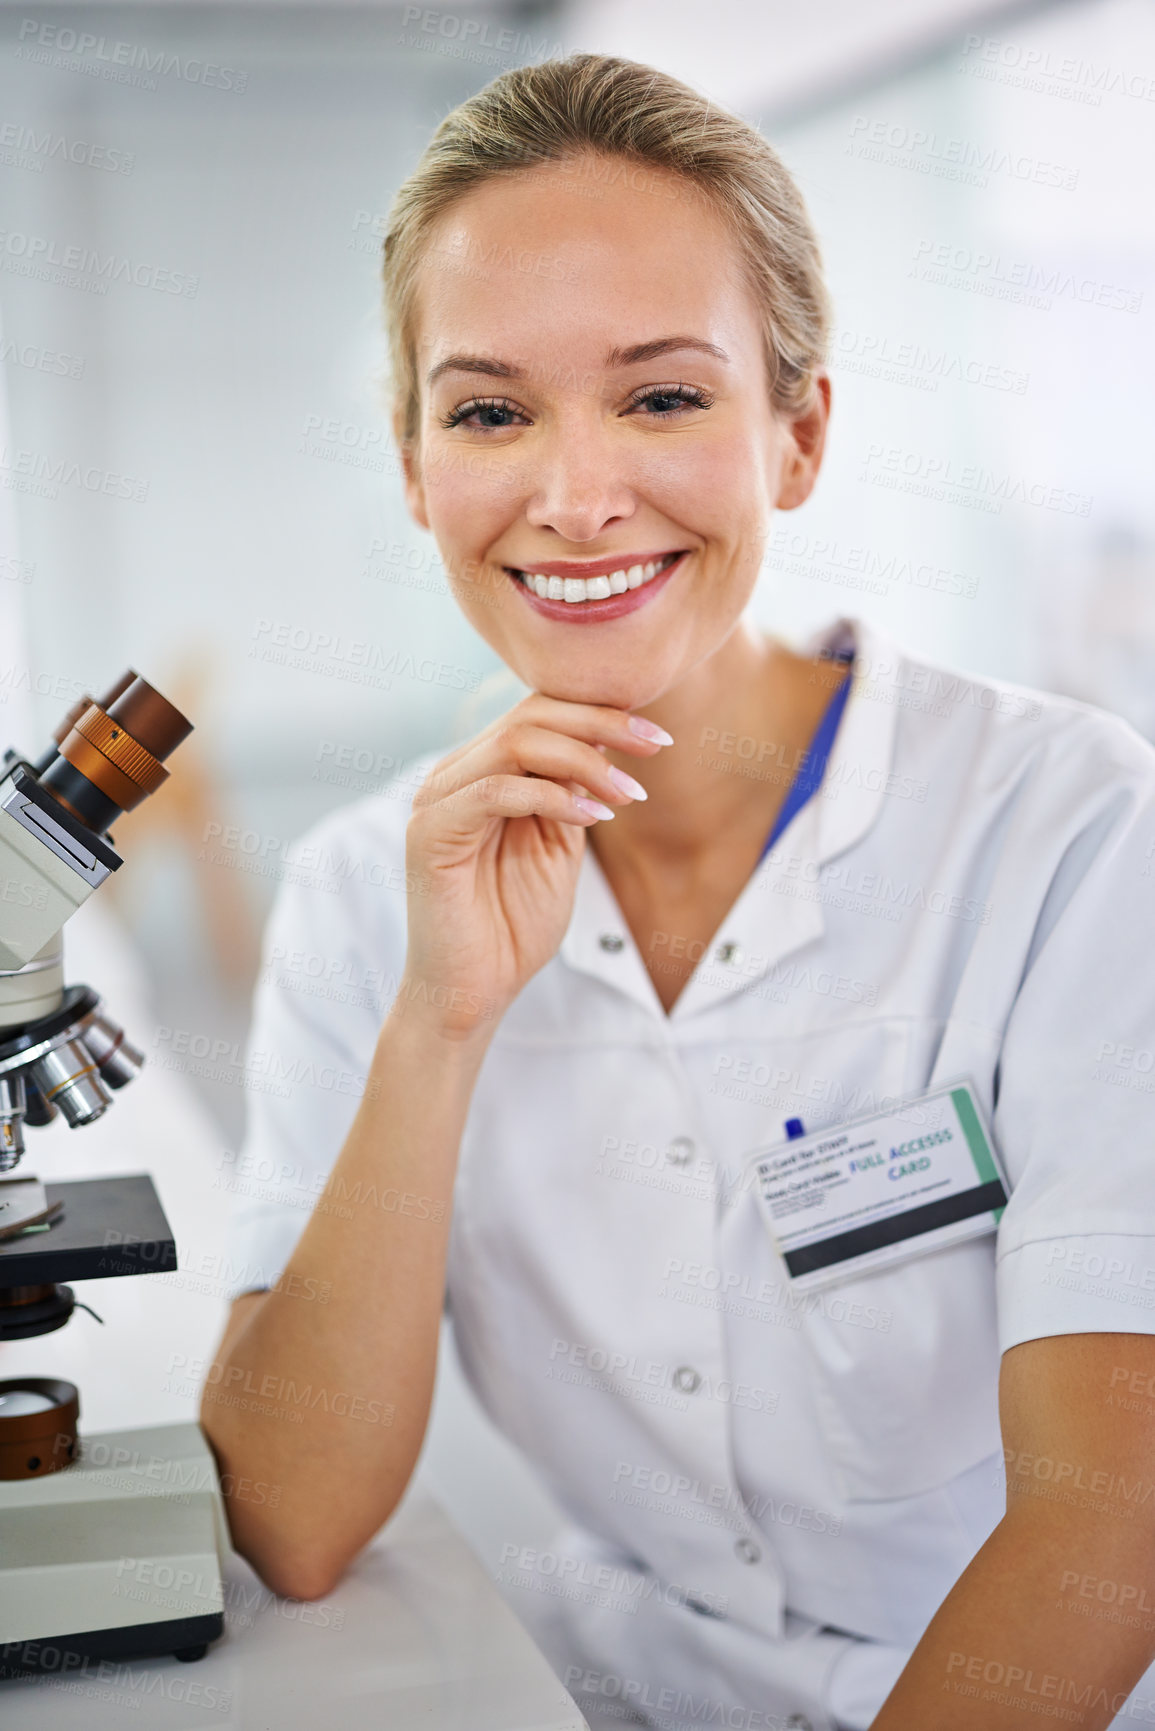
[516,553,679,603]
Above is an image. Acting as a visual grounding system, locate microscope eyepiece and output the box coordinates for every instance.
[39,672,192,835]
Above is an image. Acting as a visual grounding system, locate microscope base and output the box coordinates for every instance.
[0,1611,224,1678]
[0,1420,228,1678]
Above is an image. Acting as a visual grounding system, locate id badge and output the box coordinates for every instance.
[749,1078,1010,1291]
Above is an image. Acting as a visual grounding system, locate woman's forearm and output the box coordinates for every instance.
[872,1503,1155,1729]
[199,997,493,1598]
[873,1332,1155,1727]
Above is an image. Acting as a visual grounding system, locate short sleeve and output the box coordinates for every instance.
[993,728,1155,1352]
[217,792,412,1303]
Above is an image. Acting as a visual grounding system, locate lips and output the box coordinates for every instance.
[505,550,688,623]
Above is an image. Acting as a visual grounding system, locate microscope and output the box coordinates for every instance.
[0,674,228,1680]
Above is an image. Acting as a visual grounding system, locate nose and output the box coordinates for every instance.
[522,415,637,544]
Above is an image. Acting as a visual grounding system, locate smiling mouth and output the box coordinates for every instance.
[506,551,684,604]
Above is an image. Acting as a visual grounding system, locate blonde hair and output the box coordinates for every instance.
[381,52,832,448]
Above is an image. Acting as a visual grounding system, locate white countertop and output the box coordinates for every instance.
[0,1473,589,1730]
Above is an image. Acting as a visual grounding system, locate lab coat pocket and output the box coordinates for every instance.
[734,1012,1005,1503]
[795,1233,1003,1502]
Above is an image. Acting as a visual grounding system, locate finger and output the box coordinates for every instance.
[427,694,671,790]
[420,723,649,811]
[410,772,615,848]
[511,692,674,757]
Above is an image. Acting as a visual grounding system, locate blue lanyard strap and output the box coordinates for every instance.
[757,651,855,862]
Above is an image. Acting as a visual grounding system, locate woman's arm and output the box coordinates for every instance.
[199,693,667,1600]
[199,1003,490,1601]
[872,1331,1155,1728]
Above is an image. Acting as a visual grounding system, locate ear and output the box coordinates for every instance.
[392,404,430,530]
[775,371,831,512]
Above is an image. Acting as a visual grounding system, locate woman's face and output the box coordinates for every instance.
[400,153,829,711]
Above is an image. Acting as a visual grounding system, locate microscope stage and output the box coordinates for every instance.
[0,1174,176,1287]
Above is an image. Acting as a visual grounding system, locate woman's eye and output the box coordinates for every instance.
[627,384,714,418]
[441,396,525,431]
[439,383,713,430]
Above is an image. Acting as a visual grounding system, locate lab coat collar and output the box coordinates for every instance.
[804,611,903,869]
[559,613,905,1022]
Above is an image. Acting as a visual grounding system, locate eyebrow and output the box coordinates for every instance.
[425,335,730,388]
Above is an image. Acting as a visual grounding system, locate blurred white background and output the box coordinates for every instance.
[1,0,1152,1594]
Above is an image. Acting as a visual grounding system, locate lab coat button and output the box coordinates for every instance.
[716,940,742,965]
[673,1365,701,1394]
[598,933,625,952]
[734,1536,761,1564]
[666,1136,694,1166]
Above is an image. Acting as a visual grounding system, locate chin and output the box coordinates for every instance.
[532,667,664,710]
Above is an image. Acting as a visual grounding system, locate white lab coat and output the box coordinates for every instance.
[223,613,1155,1731]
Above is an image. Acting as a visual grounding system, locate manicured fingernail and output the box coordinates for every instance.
[608,766,647,801]
[573,795,615,820]
[627,715,674,745]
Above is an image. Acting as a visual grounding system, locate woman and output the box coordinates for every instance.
[202,55,1155,1731]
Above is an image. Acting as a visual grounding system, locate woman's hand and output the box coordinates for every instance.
[399,695,671,1038]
